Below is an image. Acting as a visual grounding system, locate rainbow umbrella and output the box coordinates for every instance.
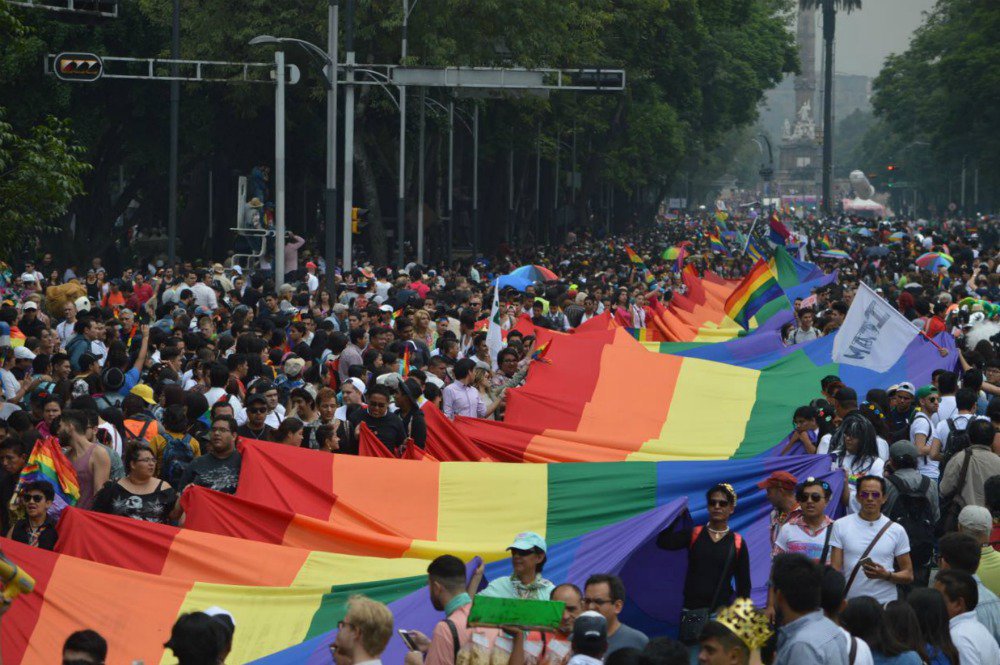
[915,252,954,272]
[889,231,908,242]
[496,264,559,290]
[819,249,851,260]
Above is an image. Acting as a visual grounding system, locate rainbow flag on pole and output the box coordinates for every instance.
[15,436,80,515]
[724,260,784,329]
[708,233,729,255]
[625,246,655,283]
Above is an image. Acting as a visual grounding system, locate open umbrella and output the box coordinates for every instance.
[496,264,560,291]
[819,249,851,260]
[888,231,908,242]
[915,252,954,272]
[864,246,890,257]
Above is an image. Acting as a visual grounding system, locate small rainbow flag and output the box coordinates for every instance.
[400,344,412,377]
[625,246,655,283]
[714,210,729,227]
[724,260,784,329]
[15,436,80,516]
[818,235,832,251]
[768,212,791,246]
[708,233,729,255]
[530,340,552,364]
[392,308,403,320]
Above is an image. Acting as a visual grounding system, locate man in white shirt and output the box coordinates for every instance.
[190,270,219,310]
[830,475,914,605]
[910,384,941,480]
[56,302,77,346]
[788,309,822,345]
[932,388,986,461]
[936,371,960,422]
[304,261,320,293]
[935,569,1000,665]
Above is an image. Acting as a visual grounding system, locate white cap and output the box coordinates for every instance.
[14,346,36,360]
[22,301,38,311]
[20,273,36,282]
[74,296,91,312]
[346,377,367,396]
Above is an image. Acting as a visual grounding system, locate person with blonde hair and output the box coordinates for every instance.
[331,595,394,665]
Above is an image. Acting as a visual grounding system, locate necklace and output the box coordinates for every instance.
[706,525,730,536]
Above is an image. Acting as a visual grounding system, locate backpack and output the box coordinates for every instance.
[940,417,972,474]
[161,431,195,485]
[886,474,935,568]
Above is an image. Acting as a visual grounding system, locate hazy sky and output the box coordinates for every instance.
[827,0,937,78]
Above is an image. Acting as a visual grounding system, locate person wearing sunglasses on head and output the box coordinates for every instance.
[656,483,751,645]
[829,475,914,605]
[8,480,57,550]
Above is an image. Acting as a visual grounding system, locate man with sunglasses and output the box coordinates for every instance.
[830,475,914,604]
[758,471,801,550]
[8,480,57,550]
[237,393,277,442]
[910,384,943,480]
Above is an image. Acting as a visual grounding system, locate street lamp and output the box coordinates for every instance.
[250,22,339,290]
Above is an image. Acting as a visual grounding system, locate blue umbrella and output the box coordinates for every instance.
[496,264,560,291]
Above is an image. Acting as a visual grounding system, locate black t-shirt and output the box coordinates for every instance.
[657,527,752,609]
[11,516,58,550]
[93,480,177,524]
[237,423,277,442]
[349,410,408,451]
[176,450,242,495]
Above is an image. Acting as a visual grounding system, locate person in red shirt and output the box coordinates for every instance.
[923,301,947,338]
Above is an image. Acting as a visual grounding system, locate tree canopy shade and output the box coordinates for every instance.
[858,0,999,213]
[0,5,90,263]
[0,0,797,265]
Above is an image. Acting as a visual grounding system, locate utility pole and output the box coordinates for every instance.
[168,0,179,265]
[471,104,479,257]
[446,99,454,265]
[820,0,835,216]
[417,87,426,264]
[274,50,287,282]
[325,0,339,289]
[341,0,356,271]
[396,0,413,267]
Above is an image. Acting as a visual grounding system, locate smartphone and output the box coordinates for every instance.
[398,629,418,651]
[859,557,874,568]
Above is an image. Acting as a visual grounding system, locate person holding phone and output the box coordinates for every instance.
[829,475,914,605]
[402,555,479,665]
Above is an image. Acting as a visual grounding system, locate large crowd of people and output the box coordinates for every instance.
[1,210,1000,664]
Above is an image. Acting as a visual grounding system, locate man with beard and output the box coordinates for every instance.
[403,555,476,665]
[174,415,242,499]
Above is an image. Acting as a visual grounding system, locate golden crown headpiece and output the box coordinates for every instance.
[715,598,773,651]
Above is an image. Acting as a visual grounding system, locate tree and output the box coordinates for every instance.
[0,5,90,263]
[799,0,861,215]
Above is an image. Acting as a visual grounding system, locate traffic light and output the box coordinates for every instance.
[887,164,896,171]
[53,52,103,82]
[351,207,359,234]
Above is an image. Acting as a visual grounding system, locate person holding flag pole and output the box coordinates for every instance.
[485,280,504,371]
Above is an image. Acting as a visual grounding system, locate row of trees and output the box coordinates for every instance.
[0,0,798,265]
[855,0,998,215]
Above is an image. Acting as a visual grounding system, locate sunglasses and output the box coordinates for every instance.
[797,492,825,503]
[249,407,267,413]
[858,491,883,500]
[23,494,47,503]
[708,499,731,508]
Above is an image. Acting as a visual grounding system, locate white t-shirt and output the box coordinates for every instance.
[839,628,875,665]
[97,421,123,456]
[933,413,988,457]
[831,513,910,605]
[816,433,889,460]
[937,395,958,422]
[832,454,885,514]
[203,387,247,425]
[774,520,834,562]
[909,412,939,480]
[0,368,19,400]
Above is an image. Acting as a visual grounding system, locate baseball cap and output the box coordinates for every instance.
[19,273,36,283]
[756,470,797,491]
[306,261,317,270]
[74,296,91,312]
[13,346,35,360]
[245,393,267,407]
[889,440,919,463]
[507,531,547,554]
[895,382,916,396]
[571,611,607,648]
[101,367,126,392]
[203,606,236,637]
[283,357,306,378]
[130,383,157,405]
[958,505,992,534]
[21,301,38,311]
[915,385,939,400]
[78,352,98,369]
[345,377,367,396]
[212,263,225,274]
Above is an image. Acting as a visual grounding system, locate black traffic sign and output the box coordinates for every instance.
[53,52,104,82]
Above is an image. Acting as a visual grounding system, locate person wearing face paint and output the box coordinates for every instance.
[830,475,914,605]
[656,483,752,644]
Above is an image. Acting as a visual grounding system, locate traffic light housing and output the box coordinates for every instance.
[53,52,103,82]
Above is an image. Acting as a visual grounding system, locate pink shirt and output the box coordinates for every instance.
[425,603,472,665]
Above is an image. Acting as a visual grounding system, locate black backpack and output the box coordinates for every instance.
[886,474,935,568]
[940,417,972,474]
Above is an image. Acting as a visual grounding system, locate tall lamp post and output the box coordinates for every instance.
[249,28,338,289]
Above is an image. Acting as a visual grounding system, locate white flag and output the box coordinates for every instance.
[832,282,919,372]
[486,281,504,369]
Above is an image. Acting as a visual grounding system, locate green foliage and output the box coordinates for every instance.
[863,0,1000,210]
[0,5,90,262]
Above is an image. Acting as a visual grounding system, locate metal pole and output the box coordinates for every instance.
[274,50,287,284]
[961,155,967,211]
[571,122,576,204]
[447,99,454,265]
[507,148,513,244]
[342,0,356,271]
[417,88,426,264]
[553,126,559,243]
[396,0,408,267]
[534,130,540,242]
[974,165,979,209]
[820,0,835,216]
[167,0,179,264]
[324,0,339,290]
[208,169,213,241]
[472,104,479,257]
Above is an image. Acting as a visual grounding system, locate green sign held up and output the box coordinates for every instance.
[467,596,565,631]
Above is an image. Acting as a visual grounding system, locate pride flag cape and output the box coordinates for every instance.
[724,261,783,329]
[16,436,79,514]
